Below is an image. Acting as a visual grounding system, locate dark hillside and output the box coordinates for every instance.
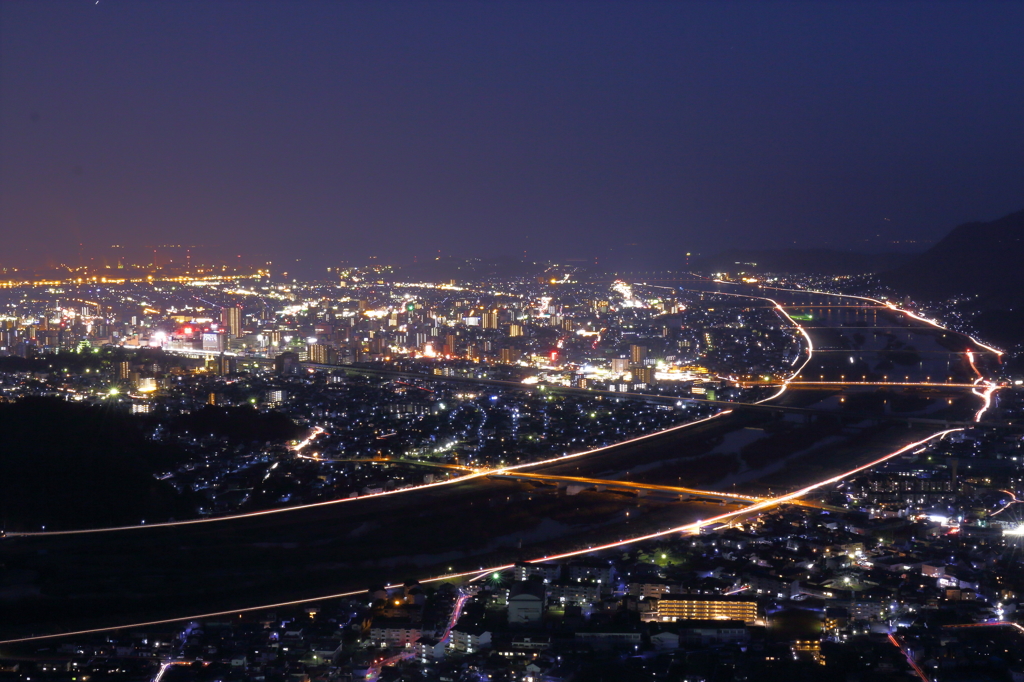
[0,397,196,531]
[884,209,1024,308]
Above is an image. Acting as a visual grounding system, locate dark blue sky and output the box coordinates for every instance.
[2,1,1022,270]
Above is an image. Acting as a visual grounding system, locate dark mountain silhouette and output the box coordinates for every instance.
[0,397,198,531]
[884,208,1024,307]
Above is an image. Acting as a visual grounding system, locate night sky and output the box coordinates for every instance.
[2,1,1023,271]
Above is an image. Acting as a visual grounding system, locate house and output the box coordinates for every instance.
[547,580,602,606]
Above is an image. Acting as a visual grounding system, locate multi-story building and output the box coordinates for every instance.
[449,626,491,654]
[514,562,561,584]
[548,581,602,606]
[368,619,421,648]
[568,561,614,584]
[644,595,758,625]
[307,343,335,365]
[221,306,242,338]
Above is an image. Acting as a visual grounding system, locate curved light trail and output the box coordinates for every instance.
[0,428,959,646]
[4,410,733,538]
[889,632,930,682]
[689,287,815,404]
[989,489,1021,518]
[11,278,959,540]
[966,350,1000,422]
[704,278,1001,426]
[712,277,1003,357]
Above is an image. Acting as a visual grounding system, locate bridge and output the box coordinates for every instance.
[487,471,848,512]
[489,471,759,503]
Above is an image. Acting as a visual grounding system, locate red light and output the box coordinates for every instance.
[550,351,557,360]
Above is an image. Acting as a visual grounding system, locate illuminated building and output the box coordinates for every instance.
[482,311,499,329]
[202,332,225,352]
[509,324,524,337]
[634,366,656,387]
[220,306,242,337]
[630,344,647,365]
[645,595,758,624]
[307,343,335,364]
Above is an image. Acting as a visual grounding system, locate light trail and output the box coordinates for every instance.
[706,279,1001,425]
[290,426,326,455]
[787,381,981,388]
[884,302,1003,357]
[152,662,172,682]
[364,590,471,679]
[522,429,962,566]
[689,288,815,405]
[888,633,930,682]
[797,285,1000,357]
[967,350,999,423]
[493,471,762,502]
[0,429,959,646]
[5,411,733,538]
[990,489,1021,518]
[707,277,1003,356]
[3,282,830,539]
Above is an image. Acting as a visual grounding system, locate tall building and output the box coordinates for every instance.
[116,360,131,381]
[307,343,335,365]
[634,366,656,387]
[482,311,499,329]
[275,351,301,376]
[221,306,242,337]
[630,344,648,365]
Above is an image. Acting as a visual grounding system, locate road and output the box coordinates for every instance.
[0,276,1007,641]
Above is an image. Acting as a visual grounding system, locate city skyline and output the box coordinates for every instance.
[4,3,1024,678]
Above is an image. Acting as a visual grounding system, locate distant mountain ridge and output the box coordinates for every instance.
[695,249,912,276]
[884,208,1024,308]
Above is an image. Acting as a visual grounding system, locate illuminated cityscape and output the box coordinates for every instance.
[2,2,1024,682]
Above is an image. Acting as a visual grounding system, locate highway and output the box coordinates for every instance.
[0,276,1008,642]
[0,428,959,646]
